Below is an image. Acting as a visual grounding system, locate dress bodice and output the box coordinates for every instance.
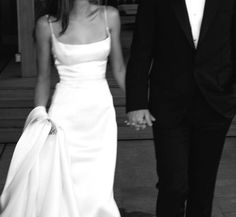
[48,9,111,86]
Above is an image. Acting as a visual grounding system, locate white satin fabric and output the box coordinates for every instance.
[0,10,120,217]
[0,108,79,217]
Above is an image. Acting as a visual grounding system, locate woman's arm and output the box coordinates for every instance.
[107,7,126,92]
[34,16,52,107]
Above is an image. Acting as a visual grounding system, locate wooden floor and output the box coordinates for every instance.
[1,138,236,216]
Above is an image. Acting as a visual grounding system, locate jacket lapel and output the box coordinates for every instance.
[198,0,221,47]
[171,0,195,49]
[171,0,221,49]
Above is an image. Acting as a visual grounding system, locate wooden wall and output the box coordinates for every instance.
[17,0,36,77]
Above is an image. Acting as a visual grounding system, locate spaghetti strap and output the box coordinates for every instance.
[103,6,110,35]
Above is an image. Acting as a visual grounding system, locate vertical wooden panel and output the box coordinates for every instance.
[17,0,36,77]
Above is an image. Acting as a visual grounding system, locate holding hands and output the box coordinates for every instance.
[126,109,156,131]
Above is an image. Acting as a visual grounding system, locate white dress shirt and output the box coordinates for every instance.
[185,0,206,47]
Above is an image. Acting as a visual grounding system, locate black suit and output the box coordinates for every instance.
[126,0,236,216]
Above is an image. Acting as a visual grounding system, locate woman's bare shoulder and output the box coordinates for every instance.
[35,15,51,39]
[105,6,120,30]
[106,6,119,19]
[36,15,50,29]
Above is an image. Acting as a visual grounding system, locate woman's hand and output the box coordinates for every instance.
[126,109,156,130]
[47,119,57,135]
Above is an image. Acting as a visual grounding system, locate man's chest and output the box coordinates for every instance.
[185,0,206,46]
[185,0,206,25]
[155,0,235,48]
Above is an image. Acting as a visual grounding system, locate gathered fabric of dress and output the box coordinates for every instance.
[0,7,120,217]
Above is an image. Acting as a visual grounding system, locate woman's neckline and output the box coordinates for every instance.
[48,5,110,47]
[52,32,110,47]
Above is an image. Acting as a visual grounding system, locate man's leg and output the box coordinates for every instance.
[186,93,232,217]
[153,123,191,217]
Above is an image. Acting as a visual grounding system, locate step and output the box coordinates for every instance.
[0,107,153,143]
[0,107,127,125]
[0,88,125,107]
[0,126,153,144]
[1,104,236,143]
[0,86,123,97]
[1,106,236,125]
[0,72,119,90]
[1,124,236,144]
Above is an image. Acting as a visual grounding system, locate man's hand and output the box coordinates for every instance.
[126,109,156,130]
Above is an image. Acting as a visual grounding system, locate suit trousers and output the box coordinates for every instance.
[152,89,232,217]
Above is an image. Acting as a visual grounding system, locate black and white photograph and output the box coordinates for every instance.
[0,0,236,217]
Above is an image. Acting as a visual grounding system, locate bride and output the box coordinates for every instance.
[0,0,125,216]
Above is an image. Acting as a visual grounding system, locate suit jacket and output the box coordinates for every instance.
[126,0,236,126]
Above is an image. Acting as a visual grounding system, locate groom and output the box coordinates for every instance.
[126,0,236,216]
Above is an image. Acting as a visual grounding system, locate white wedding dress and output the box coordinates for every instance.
[0,7,120,217]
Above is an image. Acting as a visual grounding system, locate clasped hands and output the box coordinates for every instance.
[126,109,156,131]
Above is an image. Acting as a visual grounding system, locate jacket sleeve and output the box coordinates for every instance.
[125,0,157,112]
